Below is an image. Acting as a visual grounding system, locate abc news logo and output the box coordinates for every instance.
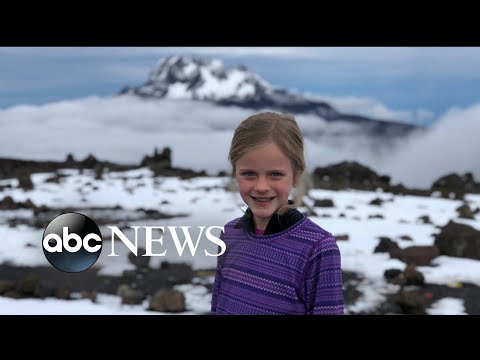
[42,213,103,273]
[42,213,225,273]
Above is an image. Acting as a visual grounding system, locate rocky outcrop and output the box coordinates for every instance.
[312,161,392,191]
[434,221,480,260]
[431,172,480,199]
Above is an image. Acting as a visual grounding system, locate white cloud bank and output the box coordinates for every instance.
[0,95,479,188]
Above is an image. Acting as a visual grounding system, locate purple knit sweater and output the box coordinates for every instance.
[211,215,344,315]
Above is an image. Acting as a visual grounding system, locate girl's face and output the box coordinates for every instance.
[235,141,295,230]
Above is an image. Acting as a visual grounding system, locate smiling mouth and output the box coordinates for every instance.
[251,196,276,203]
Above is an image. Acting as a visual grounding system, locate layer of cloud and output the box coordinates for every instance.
[305,93,435,124]
[383,104,480,187]
[1,95,479,188]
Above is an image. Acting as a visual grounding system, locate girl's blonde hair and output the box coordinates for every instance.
[228,112,306,213]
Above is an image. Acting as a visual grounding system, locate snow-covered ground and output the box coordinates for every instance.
[0,168,479,314]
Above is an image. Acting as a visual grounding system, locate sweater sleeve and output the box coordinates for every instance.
[210,231,224,314]
[304,234,344,315]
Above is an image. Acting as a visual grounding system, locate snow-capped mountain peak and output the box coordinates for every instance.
[118,55,420,136]
[122,55,270,102]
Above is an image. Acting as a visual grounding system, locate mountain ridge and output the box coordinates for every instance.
[118,55,421,137]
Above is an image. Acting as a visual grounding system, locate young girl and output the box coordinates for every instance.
[211,112,344,315]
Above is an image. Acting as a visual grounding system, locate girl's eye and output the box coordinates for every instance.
[242,172,255,177]
[271,172,282,177]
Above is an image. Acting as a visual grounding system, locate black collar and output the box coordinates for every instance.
[234,200,304,235]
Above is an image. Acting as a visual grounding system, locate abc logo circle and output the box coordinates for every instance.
[42,213,102,273]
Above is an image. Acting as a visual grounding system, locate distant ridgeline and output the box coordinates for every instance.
[0,147,206,185]
[118,55,421,138]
